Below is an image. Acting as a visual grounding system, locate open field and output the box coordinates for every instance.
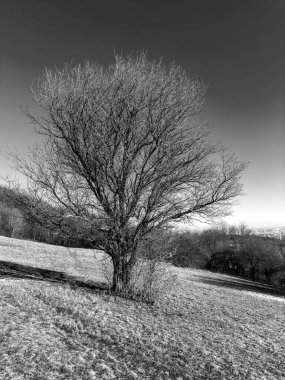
[0,236,284,379]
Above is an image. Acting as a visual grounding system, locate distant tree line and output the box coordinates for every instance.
[0,186,101,247]
[171,224,285,287]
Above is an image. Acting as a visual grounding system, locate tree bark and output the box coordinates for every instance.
[250,267,256,281]
[264,269,272,284]
[111,253,135,292]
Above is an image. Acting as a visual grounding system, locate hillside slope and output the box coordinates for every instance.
[0,236,284,380]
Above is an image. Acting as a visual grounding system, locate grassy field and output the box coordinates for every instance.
[0,236,284,380]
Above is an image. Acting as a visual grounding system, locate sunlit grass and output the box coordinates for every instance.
[0,236,284,379]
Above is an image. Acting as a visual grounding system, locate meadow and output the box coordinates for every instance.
[0,235,284,379]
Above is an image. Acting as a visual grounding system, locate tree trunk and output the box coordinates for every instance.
[264,269,272,284]
[250,267,256,281]
[104,227,140,293]
[111,254,135,293]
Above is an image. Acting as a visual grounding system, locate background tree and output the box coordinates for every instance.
[12,53,247,293]
[172,231,210,268]
[237,222,252,237]
[239,236,284,282]
[0,204,14,237]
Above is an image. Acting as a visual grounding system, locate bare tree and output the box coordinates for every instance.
[240,236,284,283]
[12,53,248,292]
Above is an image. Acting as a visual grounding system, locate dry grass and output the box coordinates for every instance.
[0,235,284,379]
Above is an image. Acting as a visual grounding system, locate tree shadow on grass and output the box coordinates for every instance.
[0,260,108,292]
[193,273,285,298]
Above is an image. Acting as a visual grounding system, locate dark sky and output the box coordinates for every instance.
[0,0,284,228]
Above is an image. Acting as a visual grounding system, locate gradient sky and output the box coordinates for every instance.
[0,0,284,228]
